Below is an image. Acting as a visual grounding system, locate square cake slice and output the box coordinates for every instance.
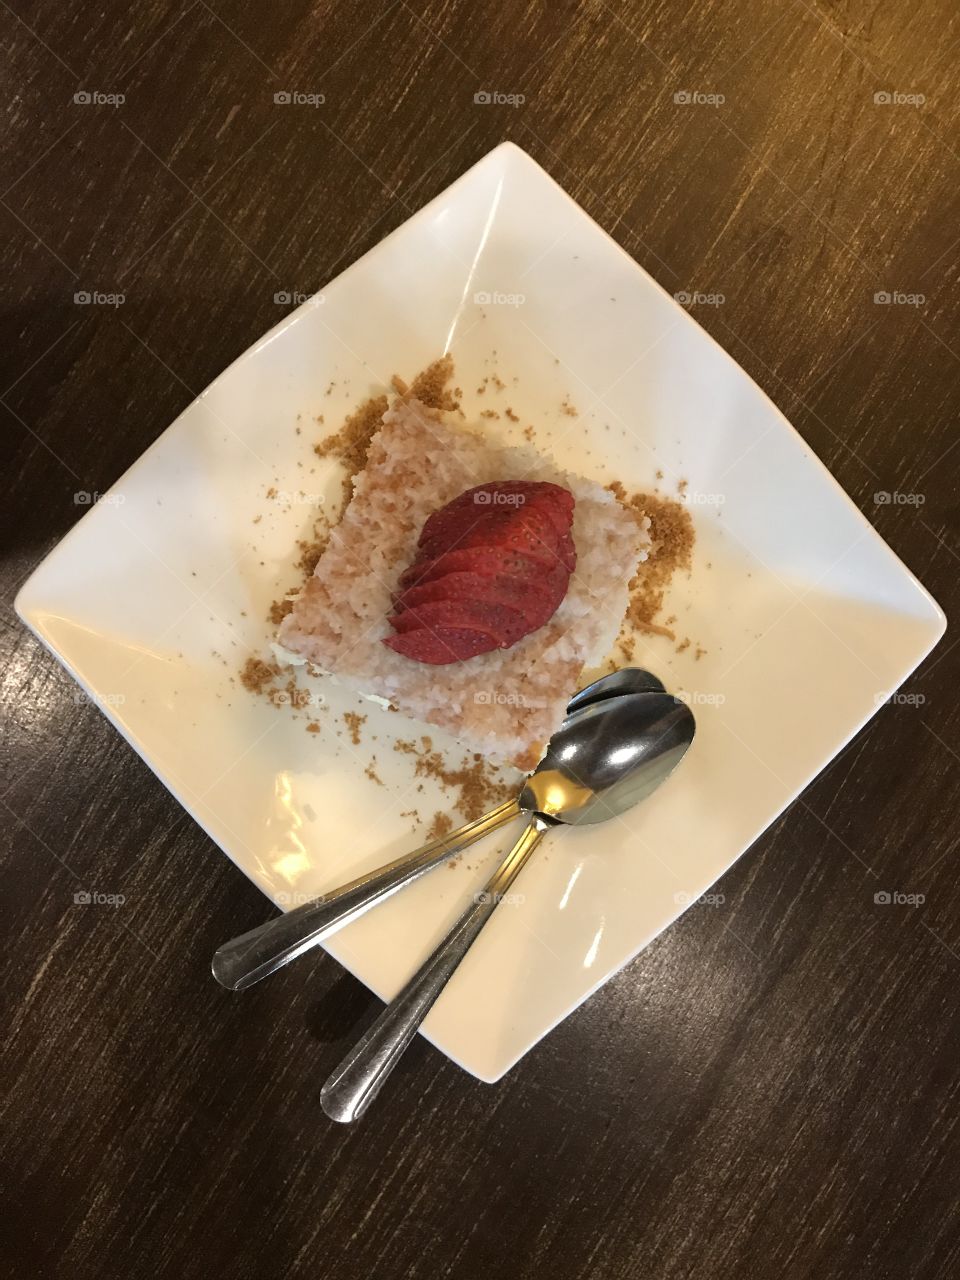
[279,395,648,769]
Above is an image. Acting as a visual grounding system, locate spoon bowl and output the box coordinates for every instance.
[565,666,665,713]
[523,692,695,824]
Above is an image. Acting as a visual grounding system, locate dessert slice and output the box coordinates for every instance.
[279,394,649,769]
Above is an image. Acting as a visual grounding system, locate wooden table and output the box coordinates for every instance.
[3,3,958,1277]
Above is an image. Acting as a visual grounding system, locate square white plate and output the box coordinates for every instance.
[17,142,945,1082]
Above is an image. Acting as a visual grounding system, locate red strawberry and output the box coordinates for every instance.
[418,481,573,548]
[384,479,576,664]
[384,626,493,665]
[419,507,565,569]
[388,598,528,647]
[399,546,552,590]
[395,570,565,631]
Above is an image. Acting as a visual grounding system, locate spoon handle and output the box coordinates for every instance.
[320,814,552,1123]
[211,798,521,991]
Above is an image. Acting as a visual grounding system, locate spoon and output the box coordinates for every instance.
[320,690,695,1122]
[566,666,664,712]
[212,669,665,992]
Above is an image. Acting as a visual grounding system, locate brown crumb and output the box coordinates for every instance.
[295,512,332,578]
[265,486,277,499]
[427,811,454,840]
[269,596,295,626]
[607,483,695,640]
[523,425,535,441]
[677,478,688,496]
[240,657,281,695]
[480,409,499,419]
[560,396,578,417]
[407,356,459,411]
[306,721,321,734]
[393,739,514,821]
[343,711,366,746]
[505,407,520,422]
[676,637,691,654]
[315,394,388,478]
[364,759,384,786]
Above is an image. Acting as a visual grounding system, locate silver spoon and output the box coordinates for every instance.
[212,669,665,992]
[566,666,664,712]
[320,690,695,1122]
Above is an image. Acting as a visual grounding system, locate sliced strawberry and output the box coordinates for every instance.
[384,626,493,665]
[418,481,573,548]
[399,546,552,589]
[389,598,528,647]
[418,507,564,569]
[395,569,565,632]
[384,479,577,664]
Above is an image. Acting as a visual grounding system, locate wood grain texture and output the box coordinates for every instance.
[2,1,959,1277]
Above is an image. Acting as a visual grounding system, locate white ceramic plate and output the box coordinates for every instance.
[16,142,945,1082]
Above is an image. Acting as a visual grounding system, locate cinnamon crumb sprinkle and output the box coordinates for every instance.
[269,597,295,626]
[505,407,519,422]
[343,711,366,746]
[407,355,460,411]
[240,657,280,694]
[364,759,384,786]
[314,394,388,478]
[427,811,454,840]
[393,739,513,820]
[607,483,695,640]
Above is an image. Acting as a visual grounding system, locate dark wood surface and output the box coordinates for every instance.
[2,2,959,1277]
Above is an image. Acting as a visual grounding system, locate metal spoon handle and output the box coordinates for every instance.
[320,814,551,1123]
[211,798,522,992]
